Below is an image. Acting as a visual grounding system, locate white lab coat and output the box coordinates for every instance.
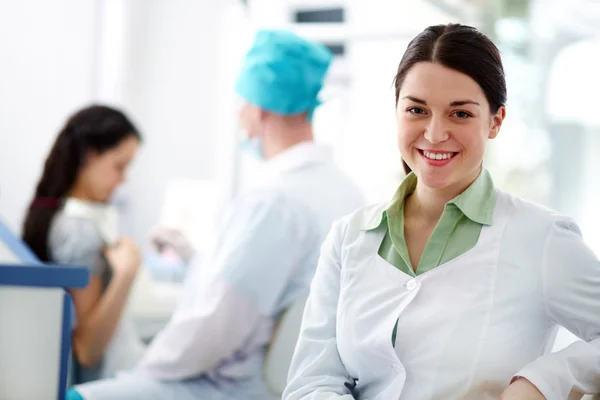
[284,190,600,400]
[74,142,365,399]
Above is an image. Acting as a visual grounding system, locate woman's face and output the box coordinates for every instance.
[78,135,140,202]
[396,62,505,192]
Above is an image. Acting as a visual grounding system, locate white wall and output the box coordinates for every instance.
[0,0,96,233]
[110,0,223,243]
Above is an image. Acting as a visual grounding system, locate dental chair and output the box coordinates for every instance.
[0,218,88,400]
[264,295,308,397]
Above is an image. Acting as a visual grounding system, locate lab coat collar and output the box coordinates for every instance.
[262,141,333,180]
[360,202,392,231]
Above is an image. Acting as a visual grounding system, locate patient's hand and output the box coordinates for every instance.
[106,237,141,278]
[500,378,545,399]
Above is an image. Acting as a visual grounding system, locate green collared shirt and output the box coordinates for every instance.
[364,168,497,277]
[363,169,497,346]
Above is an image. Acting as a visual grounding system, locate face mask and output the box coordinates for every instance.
[240,135,265,160]
[62,198,120,246]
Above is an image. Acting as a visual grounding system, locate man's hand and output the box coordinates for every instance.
[500,378,545,399]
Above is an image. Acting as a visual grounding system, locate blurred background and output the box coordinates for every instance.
[0,0,598,259]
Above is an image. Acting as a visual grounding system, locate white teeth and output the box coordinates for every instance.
[423,151,454,160]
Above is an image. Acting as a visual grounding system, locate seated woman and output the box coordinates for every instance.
[22,105,144,384]
[284,24,600,399]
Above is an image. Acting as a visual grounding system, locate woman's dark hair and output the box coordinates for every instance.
[22,105,141,261]
[394,24,506,175]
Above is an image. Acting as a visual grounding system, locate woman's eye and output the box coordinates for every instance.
[407,107,426,115]
[453,111,471,119]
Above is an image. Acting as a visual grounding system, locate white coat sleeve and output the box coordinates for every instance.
[283,220,355,400]
[137,192,310,380]
[513,217,600,399]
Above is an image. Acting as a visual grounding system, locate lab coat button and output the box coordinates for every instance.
[406,279,417,291]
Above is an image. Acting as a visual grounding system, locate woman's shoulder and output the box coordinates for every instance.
[48,212,105,263]
[338,201,389,227]
[498,189,571,226]
[328,201,390,243]
[497,190,583,256]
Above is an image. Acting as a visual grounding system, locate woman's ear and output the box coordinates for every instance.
[488,106,506,139]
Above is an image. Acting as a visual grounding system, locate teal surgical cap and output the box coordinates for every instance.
[235,29,333,118]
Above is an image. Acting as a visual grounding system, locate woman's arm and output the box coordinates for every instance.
[511,216,600,399]
[70,240,138,367]
[51,218,140,367]
[283,220,355,400]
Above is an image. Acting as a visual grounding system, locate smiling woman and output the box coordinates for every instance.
[393,24,506,194]
[397,62,505,192]
[284,23,600,400]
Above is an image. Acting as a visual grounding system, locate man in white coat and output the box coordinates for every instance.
[67,29,365,400]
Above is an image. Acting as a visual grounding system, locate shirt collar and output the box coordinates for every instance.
[449,168,496,225]
[62,198,119,245]
[362,168,496,230]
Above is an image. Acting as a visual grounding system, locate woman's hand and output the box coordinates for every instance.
[500,378,545,400]
[105,237,141,277]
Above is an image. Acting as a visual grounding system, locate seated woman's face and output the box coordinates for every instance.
[396,61,504,191]
[78,135,140,202]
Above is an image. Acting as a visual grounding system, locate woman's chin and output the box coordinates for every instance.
[415,170,455,190]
